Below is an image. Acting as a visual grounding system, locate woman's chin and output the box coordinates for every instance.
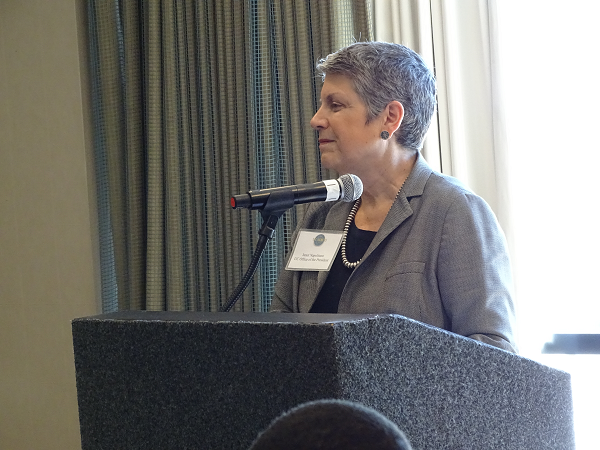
[320,154,342,173]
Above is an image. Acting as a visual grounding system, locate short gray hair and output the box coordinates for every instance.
[316,42,436,151]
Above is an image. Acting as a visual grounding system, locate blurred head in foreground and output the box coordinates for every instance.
[248,399,412,450]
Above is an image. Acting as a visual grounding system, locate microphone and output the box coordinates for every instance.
[230,174,363,210]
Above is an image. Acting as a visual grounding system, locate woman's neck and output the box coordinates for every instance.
[353,150,417,232]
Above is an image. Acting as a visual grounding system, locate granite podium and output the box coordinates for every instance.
[72,312,574,449]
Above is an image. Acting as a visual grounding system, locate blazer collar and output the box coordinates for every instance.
[400,151,433,199]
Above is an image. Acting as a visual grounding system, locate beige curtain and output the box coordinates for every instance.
[373,0,511,232]
[89,0,372,312]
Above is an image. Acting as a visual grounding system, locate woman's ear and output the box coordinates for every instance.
[383,101,404,137]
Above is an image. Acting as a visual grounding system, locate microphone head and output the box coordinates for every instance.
[338,174,363,202]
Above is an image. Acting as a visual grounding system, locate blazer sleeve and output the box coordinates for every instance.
[271,263,295,313]
[270,209,308,313]
[437,191,518,353]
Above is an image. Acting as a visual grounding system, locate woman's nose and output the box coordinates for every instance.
[310,106,326,130]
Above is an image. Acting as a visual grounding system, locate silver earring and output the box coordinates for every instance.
[380,130,390,140]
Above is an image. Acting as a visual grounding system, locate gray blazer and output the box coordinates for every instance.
[271,154,517,353]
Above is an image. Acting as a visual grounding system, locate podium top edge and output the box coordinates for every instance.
[72,311,393,325]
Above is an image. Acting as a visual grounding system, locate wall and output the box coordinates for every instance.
[0,0,98,448]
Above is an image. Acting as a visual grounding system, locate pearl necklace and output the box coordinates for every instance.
[340,198,362,269]
[341,183,405,269]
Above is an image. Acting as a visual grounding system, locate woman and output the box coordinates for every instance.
[270,42,517,353]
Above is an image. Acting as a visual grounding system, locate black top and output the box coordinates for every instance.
[309,221,376,313]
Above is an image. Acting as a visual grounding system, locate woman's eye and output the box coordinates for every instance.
[331,102,342,111]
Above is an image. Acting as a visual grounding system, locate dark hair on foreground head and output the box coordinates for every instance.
[316,41,436,152]
[248,399,412,450]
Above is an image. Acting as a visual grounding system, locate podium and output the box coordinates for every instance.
[72,312,574,449]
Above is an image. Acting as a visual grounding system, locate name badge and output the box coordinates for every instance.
[285,230,343,271]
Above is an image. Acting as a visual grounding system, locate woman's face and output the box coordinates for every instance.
[310,73,383,176]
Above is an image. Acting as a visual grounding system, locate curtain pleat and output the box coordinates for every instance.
[352,0,373,42]
[90,0,372,312]
[121,1,146,311]
[88,0,119,312]
[144,1,166,309]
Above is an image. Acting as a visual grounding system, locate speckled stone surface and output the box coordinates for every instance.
[72,312,575,450]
